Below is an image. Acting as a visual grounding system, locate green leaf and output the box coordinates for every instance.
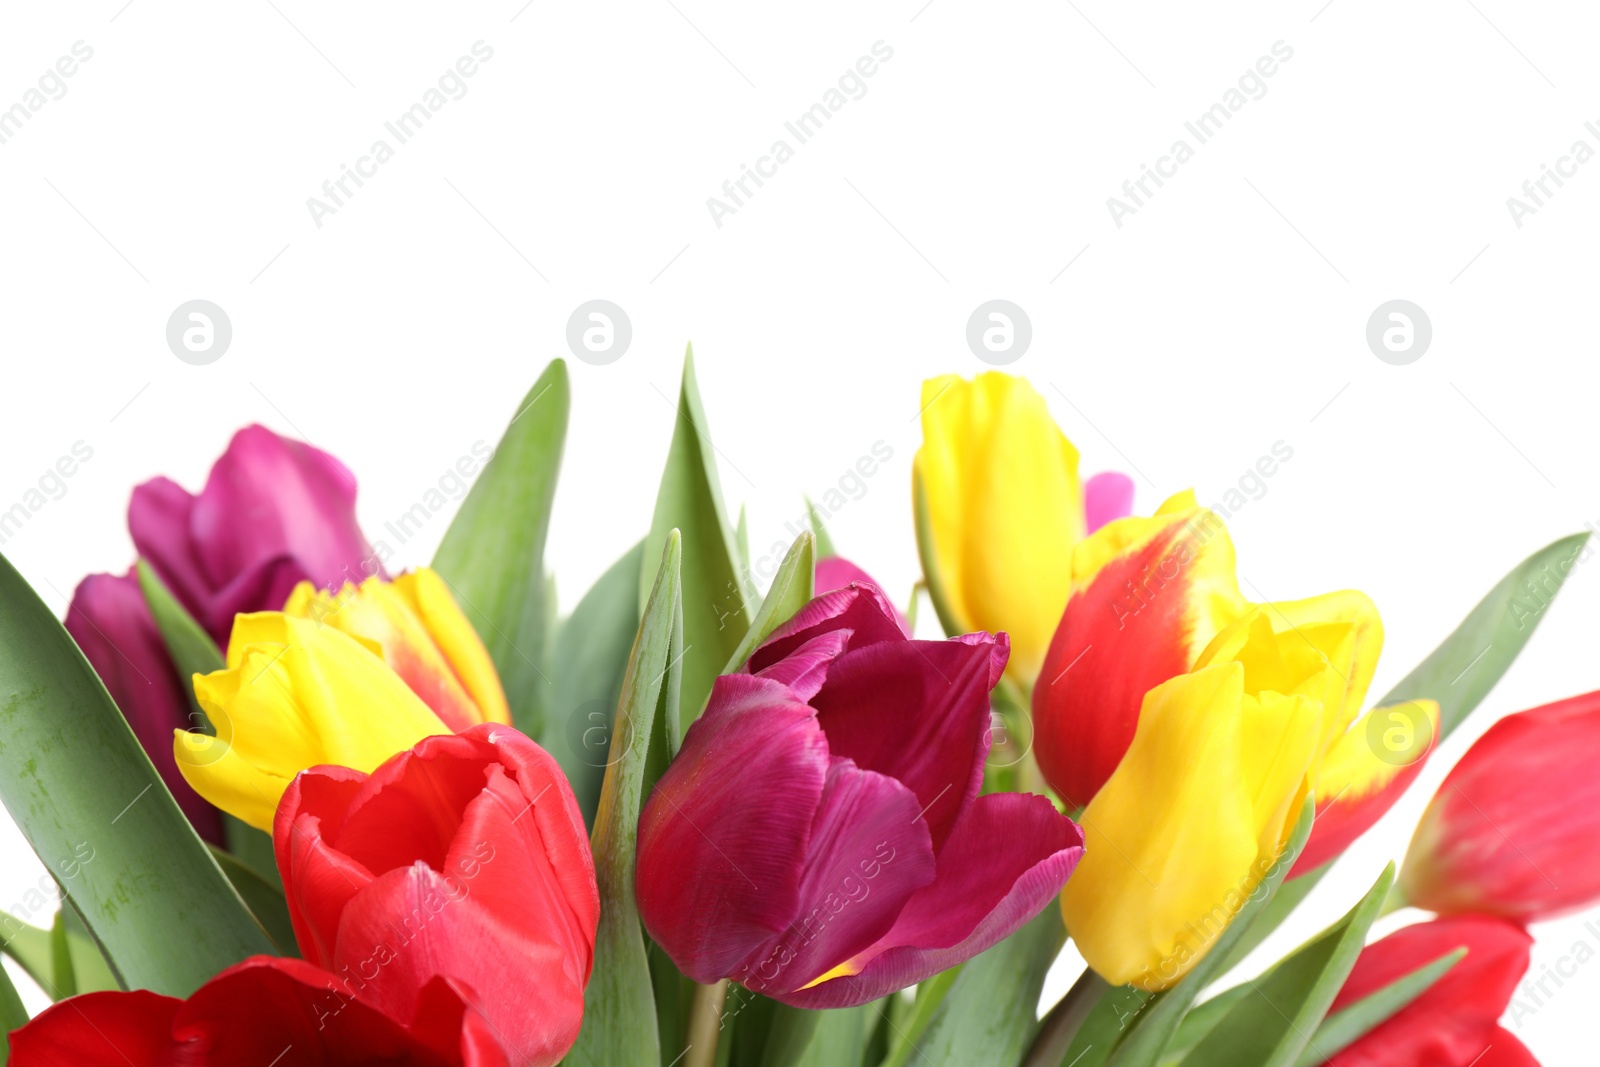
[0,909,114,998]
[643,349,750,742]
[222,817,282,893]
[209,846,297,955]
[911,468,960,638]
[0,955,27,1064]
[565,533,683,1067]
[1382,532,1589,739]
[1181,864,1395,1067]
[769,1004,870,1067]
[540,541,646,827]
[0,552,275,995]
[135,561,222,721]
[722,533,815,675]
[1216,861,1323,975]
[1097,799,1315,1067]
[1287,948,1461,1067]
[1154,985,1253,1067]
[58,902,118,995]
[879,968,960,1067]
[805,497,838,559]
[47,914,73,999]
[433,360,570,736]
[915,905,1066,1066]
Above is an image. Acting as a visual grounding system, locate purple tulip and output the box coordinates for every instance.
[65,571,225,845]
[814,556,910,635]
[129,424,379,648]
[635,581,1085,1008]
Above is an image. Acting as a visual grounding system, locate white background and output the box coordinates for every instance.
[1,0,1597,1060]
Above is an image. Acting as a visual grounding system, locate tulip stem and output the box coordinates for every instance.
[683,979,729,1067]
[1021,967,1108,1067]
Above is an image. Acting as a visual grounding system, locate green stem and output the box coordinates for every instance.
[1021,968,1109,1067]
[683,979,729,1067]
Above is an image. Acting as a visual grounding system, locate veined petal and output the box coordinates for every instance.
[395,569,512,725]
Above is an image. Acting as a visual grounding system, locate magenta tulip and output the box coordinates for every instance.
[635,581,1084,1008]
[130,424,379,647]
[814,556,910,635]
[64,570,225,845]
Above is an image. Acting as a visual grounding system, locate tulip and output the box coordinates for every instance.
[1317,915,1531,1067]
[7,955,509,1065]
[283,568,511,731]
[275,725,598,1067]
[914,372,1131,682]
[64,571,225,845]
[1399,690,1600,922]
[1062,610,1346,990]
[177,612,452,831]
[635,582,1084,1007]
[130,424,379,648]
[814,556,910,635]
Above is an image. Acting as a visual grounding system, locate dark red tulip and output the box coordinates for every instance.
[275,725,599,1067]
[636,582,1084,1008]
[1319,915,1531,1067]
[64,570,224,845]
[6,956,507,1065]
[1401,690,1600,922]
[131,424,379,647]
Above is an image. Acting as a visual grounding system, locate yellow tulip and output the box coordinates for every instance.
[283,567,511,732]
[176,613,452,830]
[1061,610,1333,990]
[914,372,1085,681]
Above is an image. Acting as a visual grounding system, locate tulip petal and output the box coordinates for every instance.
[636,675,830,982]
[781,792,1083,1009]
[815,558,912,635]
[755,629,852,702]
[397,569,513,726]
[810,635,1003,851]
[7,989,179,1066]
[276,765,373,964]
[1083,471,1135,534]
[127,476,210,623]
[737,757,935,998]
[749,583,908,674]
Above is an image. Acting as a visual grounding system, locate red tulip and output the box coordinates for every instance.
[7,956,507,1065]
[130,424,380,647]
[274,724,599,1067]
[635,582,1084,1008]
[64,570,225,845]
[1400,690,1600,922]
[1318,915,1531,1067]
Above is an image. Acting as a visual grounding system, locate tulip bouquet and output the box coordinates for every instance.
[0,356,1593,1067]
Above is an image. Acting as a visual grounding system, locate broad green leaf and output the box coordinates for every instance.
[1097,799,1315,1067]
[644,349,750,740]
[736,505,752,574]
[433,360,570,736]
[58,903,118,995]
[769,1004,867,1067]
[0,956,26,1064]
[879,967,960,1067]
[1181,865,1394,1067]
[916,905,1065,1066]
[1289,948,1461,1067]
[1217,861,1323,974]
[540,541,646,827]
[1382,532,1589,738]
[209,846,297,955]
[1154,985,1252,1067]
[722,533,815,675]
[0,553,275,995]
[1019,969,1108,1067]
[566,533,682,1067]
[805,497,838,559]
[47,914,73,999]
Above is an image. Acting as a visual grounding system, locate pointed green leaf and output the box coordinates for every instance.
[566,533,682,1067]
[0,553,275,995]
[722,533,814,675]
[805,498,838,559]
[879,968,960,1067]
[134,561,222,720]
[433,360,570,736]
[1095,799,1315,1067]
[916,905,1066,1066]
[1288,949,1462,1067]
[1181,865,1394,1067]
[209,846,296,954]
[911,468,960,638]
[57,903,118,995]
[644,349,750,740]
[0,955,27,1064]
[46,914,73,1000]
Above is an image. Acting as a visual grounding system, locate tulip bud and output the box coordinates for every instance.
[284,568,511,731]
[178,613,452,830]
[130,424,379,648]
[636,582,1084,1007]
[914,372,1130,682]
[1318,916,1531,1067]
[1400,690,1600,922]
[276,726,598,1067]
[65,570,224,845]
